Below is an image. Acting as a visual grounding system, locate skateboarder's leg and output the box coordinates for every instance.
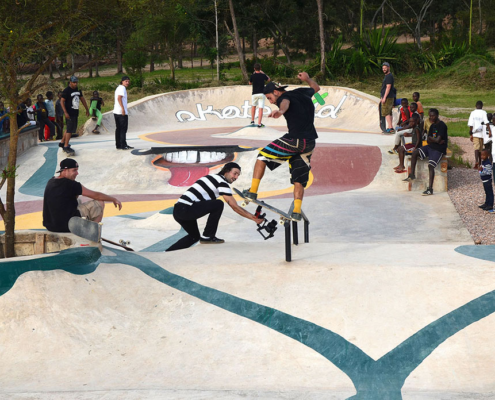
[293,182,304,214]
[250,106,256,124]
[167,204,202,251]
[78,200,105,223]
[248,159,267,194]
[202,200,224,239]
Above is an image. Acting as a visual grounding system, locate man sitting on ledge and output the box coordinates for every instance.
[403,108,448,196]
[43,158,122,232]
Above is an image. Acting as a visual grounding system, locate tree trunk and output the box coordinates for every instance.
[178,42,183,68]
[48,60,54,79]
[150,45,155,73]
[71,53,75,74]
[253,31,258,60]
[228,0,248,81]
[116,32,123,74]
[191,41,194,68]
[317,0,325,79]
[479,0,483,35]
[273,37,277,57]
[88,53,93,78]
[169,55,175,80]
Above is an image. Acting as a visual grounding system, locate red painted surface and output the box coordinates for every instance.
[169,166,210,187]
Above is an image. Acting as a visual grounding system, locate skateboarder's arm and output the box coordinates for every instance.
[297,72,320,93]
[60,97,70,119]
[268,99,290,118]
[223,195,263,224]
[81,185,122,210]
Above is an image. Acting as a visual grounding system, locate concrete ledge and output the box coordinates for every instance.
[0,124,38,168]
[406,149,451,193]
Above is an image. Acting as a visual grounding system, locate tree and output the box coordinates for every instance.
[226,0,248,81]
[316,0,326,78]
[0,0,102,257]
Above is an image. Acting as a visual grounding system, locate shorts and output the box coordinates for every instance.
[251,93,265,109]
[77,200,103,221]
[418,146,444,168]
[473,137,484,151]
[257,134,316,187]
[381,98,394,116]
[66,115,78,134]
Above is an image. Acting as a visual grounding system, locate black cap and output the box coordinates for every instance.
[382,62,390,67]
[263,82,288,95]
[69,75,79,83]
[121,75,130,83]
[57,158,78,173]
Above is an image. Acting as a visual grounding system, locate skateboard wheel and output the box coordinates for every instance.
[241,202,247,207]
[279,219,285,225]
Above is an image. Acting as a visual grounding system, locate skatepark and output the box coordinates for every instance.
[1,85,495,400]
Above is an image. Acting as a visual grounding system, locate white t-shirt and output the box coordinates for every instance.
[113,85,128,115]
[468,109,489,139]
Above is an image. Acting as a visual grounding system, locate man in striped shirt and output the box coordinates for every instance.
[166,162,264,251]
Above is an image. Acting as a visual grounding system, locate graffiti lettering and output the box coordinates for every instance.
[175,94,347,122]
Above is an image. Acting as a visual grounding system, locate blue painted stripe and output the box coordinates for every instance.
[19,147,58,197]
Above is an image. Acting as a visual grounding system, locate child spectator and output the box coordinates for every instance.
[412,92,424,120]
[0,102,9,134]
[44,91,57,141]
[25,98,35,122]
[55,90,64,139]
[35,94,55,142]
[468,101,491,169]
[479,149,493,211]
[89,90,105,133]
[389,102,420,154]
[398,98,411,126]
[393,113,422,173]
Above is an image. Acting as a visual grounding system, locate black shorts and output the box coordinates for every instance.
[257,134,316,187]
[418,146,444,168]
[66,115,78,134]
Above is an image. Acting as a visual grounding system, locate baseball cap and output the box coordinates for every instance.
[382,62,390,67]
[69,75,79,83]
[263,82,288,95]
[57,158,78,173]
[121,75,130,83]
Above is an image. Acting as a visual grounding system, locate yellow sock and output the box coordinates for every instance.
[293,199,302,213]
[249,179,260,193]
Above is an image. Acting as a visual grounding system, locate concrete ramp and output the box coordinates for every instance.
[1,85,493,400]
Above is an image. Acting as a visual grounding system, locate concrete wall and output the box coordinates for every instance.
[0,126,38,168]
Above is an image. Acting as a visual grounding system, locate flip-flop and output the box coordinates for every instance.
[395,169,407,173]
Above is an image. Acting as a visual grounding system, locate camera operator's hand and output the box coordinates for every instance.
[254,216,264,224]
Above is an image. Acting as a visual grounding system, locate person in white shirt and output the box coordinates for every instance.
[113,76,133,150]
[468,100,491,169]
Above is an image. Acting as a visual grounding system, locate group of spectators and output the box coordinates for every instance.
[380,61,448,196]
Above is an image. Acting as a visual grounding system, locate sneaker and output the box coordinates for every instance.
[200,236,225,244]
[63,146,74,154]
[250,121,255,125]
[291,212,302,221]
[92,129,100,134]
[422,187,434,196]
[242,190,258,200]
[58,142,64,148]
[122,146,134,150]
[387,148,398,155]
[258,123,265,128]
[488,209,495,214]
[384,128,395,134]
[479,204,488,209]
[403,175,416,182]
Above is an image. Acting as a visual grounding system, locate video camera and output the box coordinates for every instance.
[254,205,277,240]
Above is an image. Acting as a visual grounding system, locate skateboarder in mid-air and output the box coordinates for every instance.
[43,159,122,232]
[166,162,263,251]
[243,72,320,221]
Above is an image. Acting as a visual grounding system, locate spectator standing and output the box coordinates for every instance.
[60,76,90,155]
[113,76,133,150]
[55,90,64,140]
[25,98,35,122]
[35,94,55,142]
[249,63,270,128]
[468,101,491,169]
[485,112,493,163]
[478,149,493,211]
[44,91,57,141]
[380,62,395,134]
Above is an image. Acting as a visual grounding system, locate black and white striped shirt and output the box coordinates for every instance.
[178,174,232,206]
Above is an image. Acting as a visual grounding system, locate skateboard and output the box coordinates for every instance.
[233,188,294,224]
[69,216,101,243]
[68,217,134,251]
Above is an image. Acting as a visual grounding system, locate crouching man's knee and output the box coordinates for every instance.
[78,199,104,222]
